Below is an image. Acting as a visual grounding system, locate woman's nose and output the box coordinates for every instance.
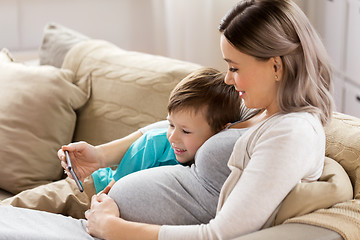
[224,72,234,86]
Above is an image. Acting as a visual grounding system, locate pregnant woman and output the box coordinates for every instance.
[0,1,333,239]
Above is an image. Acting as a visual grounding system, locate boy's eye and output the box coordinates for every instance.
[182,130,191,134]
[169,123,174,128]
[229,67,238,72]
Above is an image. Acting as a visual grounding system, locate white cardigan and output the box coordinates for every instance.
[159,112,325,240]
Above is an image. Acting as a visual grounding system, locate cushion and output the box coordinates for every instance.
[62,39,202,145]
[324,112,360,199]
[0,48,13,62]
[274,157,353,225]
[0,49,90,194]
[39,23,89,68]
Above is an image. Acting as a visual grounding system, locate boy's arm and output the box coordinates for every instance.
[97,120,168,168]
[100,179,116,194]
[96,130,143,168]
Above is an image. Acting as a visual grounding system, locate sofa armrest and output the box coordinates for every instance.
[234,223,343,240]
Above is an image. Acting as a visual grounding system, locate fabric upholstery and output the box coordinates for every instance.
[1,177,95,219]
[0,49,90,194]
[235,222,342,240]
[286,199,360,240]
[39,23,89,68]
[62,39,202,145]
[324,112,360,199]
[274,157,353,225]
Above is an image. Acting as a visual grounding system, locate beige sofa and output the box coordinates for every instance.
[1,23,359,240]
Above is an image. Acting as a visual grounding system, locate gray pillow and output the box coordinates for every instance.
[39,23,90,68]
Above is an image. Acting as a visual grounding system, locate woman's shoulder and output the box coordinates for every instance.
[271,112,323,131]
[251,111,325,142]
[267,113,325,152]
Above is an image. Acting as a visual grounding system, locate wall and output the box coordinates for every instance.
[0,0,239,70]
[0,0,306,71]
[1,0,359,117]
[306,0,360,118]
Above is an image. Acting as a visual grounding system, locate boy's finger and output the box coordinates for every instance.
[102,186,111,195]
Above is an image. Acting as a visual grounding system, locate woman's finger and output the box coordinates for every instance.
[96,193,110,202]
[84,209,91,219]
[90,195,100,209]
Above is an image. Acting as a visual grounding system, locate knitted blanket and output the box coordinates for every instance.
[285,199,360,240]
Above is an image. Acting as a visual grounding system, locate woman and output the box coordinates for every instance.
[84,0,333,239]
[0,0,333,239]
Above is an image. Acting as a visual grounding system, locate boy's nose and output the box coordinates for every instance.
[168,130,179,143]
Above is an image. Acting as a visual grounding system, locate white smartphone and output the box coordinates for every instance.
[65,150,84,192]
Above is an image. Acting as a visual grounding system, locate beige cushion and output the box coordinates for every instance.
[0,189,13,201]
[274,157,353,225]
[324,112,360,199]
[0,49,90,194]
[0,48,13,62]
[234,222,342,240]
[39,23,89,68]
[62,39,202,145]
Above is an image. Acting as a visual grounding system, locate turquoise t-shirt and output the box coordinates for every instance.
[92,128,178,193]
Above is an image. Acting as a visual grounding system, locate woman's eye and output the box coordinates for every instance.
[169,123,174,128]
[183,130,191,134]
[229,67,238,72]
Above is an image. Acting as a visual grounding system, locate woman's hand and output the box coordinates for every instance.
[85,193,160,240]
[85,193,120,239]
[58,141,103,181]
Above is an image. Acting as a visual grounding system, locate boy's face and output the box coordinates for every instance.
[166,108,215,164]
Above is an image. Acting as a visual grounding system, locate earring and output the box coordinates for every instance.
[275,75,279,80]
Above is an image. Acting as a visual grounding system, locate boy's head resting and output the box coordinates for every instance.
[166,67,241,164]
[168,67,241,132]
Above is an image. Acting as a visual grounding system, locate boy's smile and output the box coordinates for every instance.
[166,108,215,164]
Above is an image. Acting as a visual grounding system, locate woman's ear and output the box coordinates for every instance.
[272,56,283,81]
[272,56,283,73]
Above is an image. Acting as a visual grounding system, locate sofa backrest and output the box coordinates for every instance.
[62,39,202,145]
[324,112,360,199]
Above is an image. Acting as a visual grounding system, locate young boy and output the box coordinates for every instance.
[92,67,241,194]
[2,68,241,219]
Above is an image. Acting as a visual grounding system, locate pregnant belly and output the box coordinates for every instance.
[108,165,217,225]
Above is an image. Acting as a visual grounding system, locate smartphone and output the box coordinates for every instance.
[65,150,84,192]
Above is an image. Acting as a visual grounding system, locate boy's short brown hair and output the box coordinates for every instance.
[167,68,241,133]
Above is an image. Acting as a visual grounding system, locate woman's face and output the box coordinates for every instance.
[220,35,280,115]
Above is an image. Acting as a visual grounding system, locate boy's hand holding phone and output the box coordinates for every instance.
[65,150,84,192]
